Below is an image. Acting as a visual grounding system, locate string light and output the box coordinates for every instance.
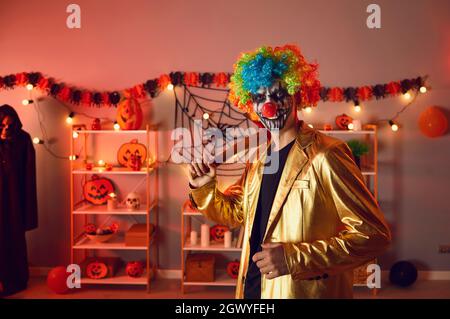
[22,99,33,106]
[98,159,105,166]
[113,121,120,131]
[389,120,399,132]
[66,112,75,124]
[167,83,174,91]
[348,123,354,130]
[202,113,210,120]
[353,102,361,113]
[69,155,79,161]
[307,124,314,128]
[72,131,79,139]
[26,84,34,90]
[32,137,44,144]
[419,86,427,94]
[402,92,411,100]
[304,107,312,114]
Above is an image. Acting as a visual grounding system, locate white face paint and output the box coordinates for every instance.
[0,116,13,140]
[251,81,293,131]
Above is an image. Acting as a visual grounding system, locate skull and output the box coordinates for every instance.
[125,192,141,210]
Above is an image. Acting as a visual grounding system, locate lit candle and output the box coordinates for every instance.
[107,193,117,211]
[190,230,198,246]
[200,224,210,247]
[224,231,232,248]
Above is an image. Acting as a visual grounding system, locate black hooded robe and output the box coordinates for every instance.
[0,105,38,297]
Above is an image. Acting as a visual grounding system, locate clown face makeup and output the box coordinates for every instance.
[251,81,293,131]
[0,116,13,140]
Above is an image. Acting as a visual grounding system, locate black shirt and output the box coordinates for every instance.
[244,139,295,299]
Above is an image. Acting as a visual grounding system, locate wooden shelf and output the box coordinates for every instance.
[183,240,242,252]
[81,269,150,285]
[72,167,154,175]
[182,211,202,216]
[183,271,237,287]
[73,235,150,250]
[73,201,157,215]
[319,130,375,135]
[74,130,148,134]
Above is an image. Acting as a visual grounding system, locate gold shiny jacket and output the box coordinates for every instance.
[190,122,391,299]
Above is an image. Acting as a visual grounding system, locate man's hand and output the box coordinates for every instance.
[188,161,216,189]
[252,243,289,279]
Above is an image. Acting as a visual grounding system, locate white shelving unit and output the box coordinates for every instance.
[70,125,159,292]
[320,125,379,295]
[180,208,242,293]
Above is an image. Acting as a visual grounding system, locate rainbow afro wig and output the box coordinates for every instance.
[229,44,321,121]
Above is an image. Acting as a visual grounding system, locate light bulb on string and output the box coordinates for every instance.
[113,122,120,131]
[304,107,312,114]
[22,99,33,106]
[389,120,399,132]
[69,155,79,161]
[66,112,75,124]
[32,137,44,144]
[419,86,427,94]
[72,131,79,139]
[202,113,210,120]
[167,83,174,91]
[402,92,411,100]
[26,84,34,91]
[307,124,314,128]
[348,123,354,130]
[353,102,361,113]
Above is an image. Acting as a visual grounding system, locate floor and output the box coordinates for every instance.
[6,277,450,299]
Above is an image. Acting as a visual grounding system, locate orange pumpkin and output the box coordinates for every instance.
[117,139,147,168]
[226,260,240,279]
[126,261,144,278]
[83,175,115,205]
[116,97,143,130]
[210,224,230,242]
[335,113,353,130]
[86,261,108,279]
[418,106,448,138]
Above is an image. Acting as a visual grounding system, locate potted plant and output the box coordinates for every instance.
[346,139,369,169]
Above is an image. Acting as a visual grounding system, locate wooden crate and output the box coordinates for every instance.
[185,254,215,282]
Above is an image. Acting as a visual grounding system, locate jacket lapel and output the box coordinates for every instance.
[262,122,316,242]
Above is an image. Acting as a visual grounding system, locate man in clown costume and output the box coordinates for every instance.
[188,44,391,299]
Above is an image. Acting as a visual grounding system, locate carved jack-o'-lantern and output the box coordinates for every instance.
[117,139,147,168]
[226,260,240,279]
[126,261,144,278]
[83,175,115,205]
[116,98,143,130]
[335,113,353,130]
[86,261,108,279]
[210,224,230,242]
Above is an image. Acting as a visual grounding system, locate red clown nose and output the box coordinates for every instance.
[261,102,278,118]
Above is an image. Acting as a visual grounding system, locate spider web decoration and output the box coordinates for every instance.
[173,84,253,176]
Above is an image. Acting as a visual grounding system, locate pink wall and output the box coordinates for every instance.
[1,0,449,270]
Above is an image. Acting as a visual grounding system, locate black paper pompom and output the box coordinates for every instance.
[411,77,423,90]
[3,74,17,88]
[27,72,42,85]
[145,79,158,97]
[50,83,61,96]
[372,84,386,99]
[170,72,183,86]
[343,87,357,102]
[319,87,329,101]
[71,90,82,104]
[200,73,213,87]
[92,92,103,105]
[400,79,412,93]
[109,91,121,105]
